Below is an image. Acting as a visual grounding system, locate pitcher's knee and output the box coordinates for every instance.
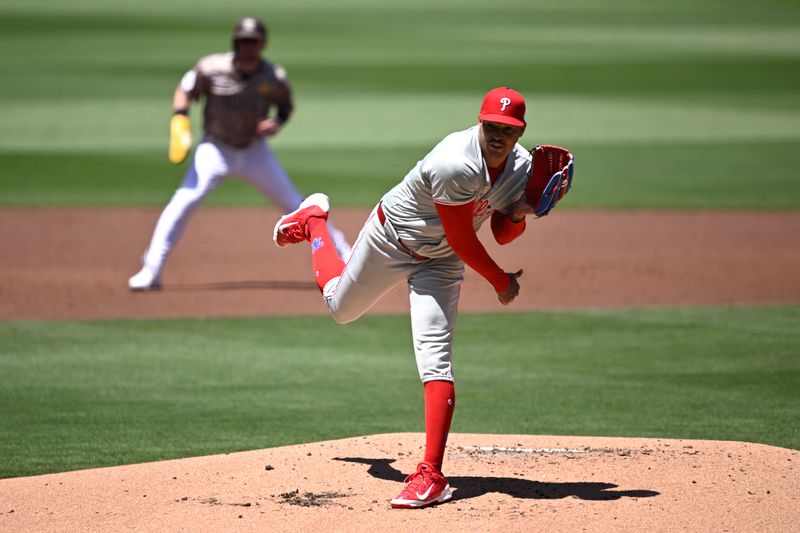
[329,306,359,325]
[322,276,372,325]
[325,297,365,325]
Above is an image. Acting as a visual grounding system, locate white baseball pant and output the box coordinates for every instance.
[323,207,464,383]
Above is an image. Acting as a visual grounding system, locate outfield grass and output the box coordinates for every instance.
[1,306,798,478]
[2,140,798,208]
[0,0,798,208]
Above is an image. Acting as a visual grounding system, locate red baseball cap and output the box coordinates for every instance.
[478,87,526,127]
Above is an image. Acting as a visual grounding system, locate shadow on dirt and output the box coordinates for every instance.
[334,457,659,501]
[163,280,318,291]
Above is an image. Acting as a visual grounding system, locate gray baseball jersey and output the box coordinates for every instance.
[180,52,292,147]
[323,125,532,382]
[380,125,532,258]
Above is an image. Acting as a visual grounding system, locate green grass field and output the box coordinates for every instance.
[2,307,799,478]
[1,0,799,207]
[1,0,799,479]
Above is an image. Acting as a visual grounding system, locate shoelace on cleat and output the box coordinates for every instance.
[279,221,308,241]
[403,467,435,491]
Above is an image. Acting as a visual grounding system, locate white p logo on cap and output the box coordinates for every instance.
[500,97,511,111]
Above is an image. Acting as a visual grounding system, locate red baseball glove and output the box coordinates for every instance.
[525,144,574,217]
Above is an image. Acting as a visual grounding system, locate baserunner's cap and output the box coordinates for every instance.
[233,17,267,40]
[478,87,526,127]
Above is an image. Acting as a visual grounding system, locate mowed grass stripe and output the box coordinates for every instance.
[1,139,797,208]
[3,91,799,152]
[1,306,798,478]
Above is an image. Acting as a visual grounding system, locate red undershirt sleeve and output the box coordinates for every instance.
[435,201,510,293]
[491,211,526,244]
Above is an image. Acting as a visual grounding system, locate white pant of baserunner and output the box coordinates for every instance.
[129,138,351,290]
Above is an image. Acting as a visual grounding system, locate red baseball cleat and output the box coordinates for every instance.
[390,462,452,509]
[273,193,330,247]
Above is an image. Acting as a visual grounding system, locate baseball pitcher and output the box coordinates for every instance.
[273,87,573,508]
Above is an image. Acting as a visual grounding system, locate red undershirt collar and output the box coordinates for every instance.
[487,160,505,184]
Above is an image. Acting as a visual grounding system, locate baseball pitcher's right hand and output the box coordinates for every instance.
[168,114,192,164]
[497,269,523,305]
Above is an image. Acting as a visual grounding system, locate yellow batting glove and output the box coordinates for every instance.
[168,113,192,164]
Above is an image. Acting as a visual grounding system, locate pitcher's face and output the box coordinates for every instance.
[479,121,525,162]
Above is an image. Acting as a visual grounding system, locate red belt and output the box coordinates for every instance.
[377,202,429,261]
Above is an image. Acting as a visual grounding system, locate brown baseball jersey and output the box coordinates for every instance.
[181,52,293,147]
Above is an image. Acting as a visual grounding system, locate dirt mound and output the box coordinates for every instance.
[1,433,796,532]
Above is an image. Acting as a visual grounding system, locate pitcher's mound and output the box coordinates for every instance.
[1,433,796,532]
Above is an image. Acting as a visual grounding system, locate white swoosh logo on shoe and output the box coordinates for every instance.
[416,485,434,500]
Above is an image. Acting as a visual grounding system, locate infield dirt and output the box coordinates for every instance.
[1,207,799,320]
[1,207,799,532]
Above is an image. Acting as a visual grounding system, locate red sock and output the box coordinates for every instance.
[307,217,345,291]
[423,380,455,472]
